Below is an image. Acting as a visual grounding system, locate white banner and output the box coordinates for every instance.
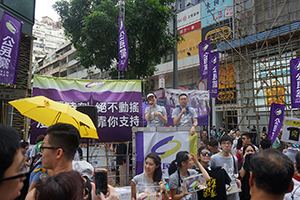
[282,117,300,144]
[141,131,197,179]
[177,4,201,29]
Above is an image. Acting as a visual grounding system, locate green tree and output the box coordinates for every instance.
[53,0,178,79]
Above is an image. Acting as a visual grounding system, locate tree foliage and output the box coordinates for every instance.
[53,0,177,79]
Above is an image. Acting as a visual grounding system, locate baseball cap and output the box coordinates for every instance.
[147,93,156,99]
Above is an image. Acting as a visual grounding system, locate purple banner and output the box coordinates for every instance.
[290,57,300,108]
[268,103,285,145]
[118,14,128,71]
[0,12,22,85]
[198,40,211,79]
[207,52,219,98]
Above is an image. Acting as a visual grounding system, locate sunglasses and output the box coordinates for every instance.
[200,152,212,157]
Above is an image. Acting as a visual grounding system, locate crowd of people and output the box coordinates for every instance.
[1,92,300,200]
[0,123,120,200]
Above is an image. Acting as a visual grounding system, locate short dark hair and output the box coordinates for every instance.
[20,141,29,148]
[179,93,187,99]
[35,170,85,200]
[219,135,233,144]
[241,132,252,140]
[36,134,45,143]
[202,129,208,133]
[0,125,20,181]
[201,139,209,146]
[250,149,294,194]
[145,153,162,182]
[209,139,219,147]
[260,139,272,150]
[46,123,80,161]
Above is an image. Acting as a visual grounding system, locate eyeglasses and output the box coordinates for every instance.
[0,156,28,182]
[179,98,187,101]
[40,145,64,153]
[201,152,212,157]
[221,142,232,146]
[0,172,29,181]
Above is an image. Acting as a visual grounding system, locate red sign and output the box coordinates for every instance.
[178,21,201,35]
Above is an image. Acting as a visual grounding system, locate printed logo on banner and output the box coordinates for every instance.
[275,108,282,116]
[151,136,182,159]
[85,81,104,89]
[6,21,19,34]
[204,44,209,51]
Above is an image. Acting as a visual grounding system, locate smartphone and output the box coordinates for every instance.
[94,168,107,195]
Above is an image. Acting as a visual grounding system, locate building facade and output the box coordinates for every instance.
[147,0,300,136]
[32,17,67,63]
[33,41,111,80]
[0,0,35,134]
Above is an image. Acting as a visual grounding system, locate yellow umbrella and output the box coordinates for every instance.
[9,96,99,139]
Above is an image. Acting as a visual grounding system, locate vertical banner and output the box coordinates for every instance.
[118,14,128,71]
[207,52,219,98]
[290,57,300,108]
[0,12,22,85]
[267,103,285,145]
[198,40,211,79]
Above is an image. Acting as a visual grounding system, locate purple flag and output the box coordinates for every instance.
[290,57,300,108]
[198,40,211,79]
[268,103,285,145]
[118,14,128,71]
[207,52,219,98]
[0,12,22,85]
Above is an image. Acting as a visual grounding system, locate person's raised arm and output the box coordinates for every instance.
[191,153,210,182]
[145,106,152,122]
[189,118,198,136]
[173,106,186,126]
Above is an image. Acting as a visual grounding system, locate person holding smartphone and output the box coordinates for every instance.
[131,153,169,200]
[145,93,168,127]
[238,142,256,200]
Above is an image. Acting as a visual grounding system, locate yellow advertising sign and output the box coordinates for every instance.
[219,64,236,89]
[263,86,286,105]
[177,29,201,60]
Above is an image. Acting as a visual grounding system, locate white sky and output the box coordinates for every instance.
[35,0,60,21]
